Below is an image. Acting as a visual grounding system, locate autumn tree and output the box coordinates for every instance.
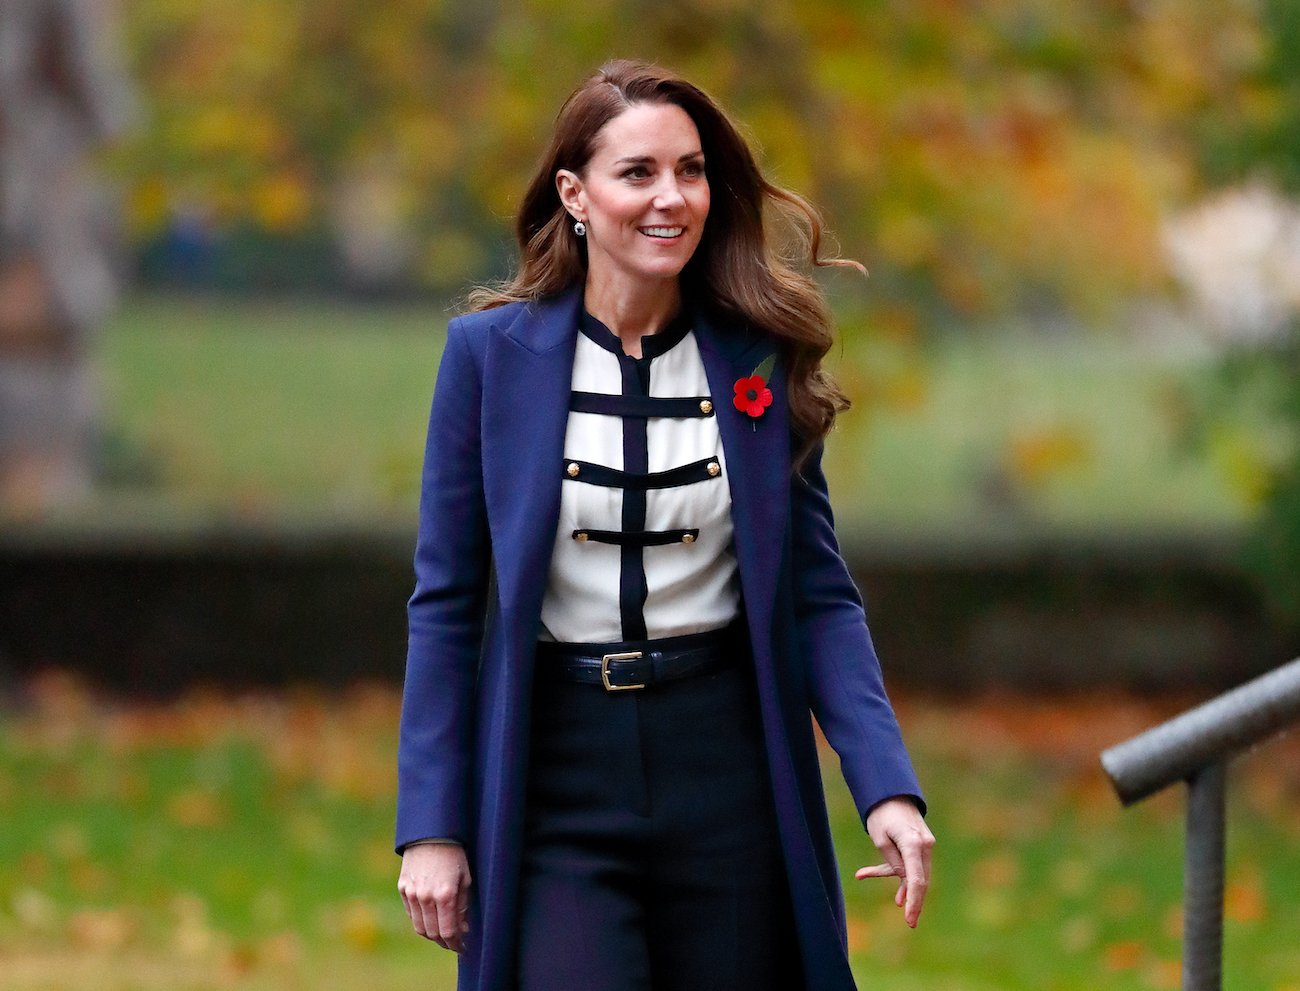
[119,0,1277,321]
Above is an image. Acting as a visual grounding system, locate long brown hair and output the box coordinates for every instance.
[468,59,859,460]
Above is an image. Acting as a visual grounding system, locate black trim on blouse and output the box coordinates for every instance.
[569,392,714,418]
[562,457,721,490]
[563,305,718,639]
[578,307,693,361]
[572,528,700,546]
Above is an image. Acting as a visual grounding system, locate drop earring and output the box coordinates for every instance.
[573,219,586,237]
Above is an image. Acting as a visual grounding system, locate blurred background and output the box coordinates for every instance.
[1,1,1299,989]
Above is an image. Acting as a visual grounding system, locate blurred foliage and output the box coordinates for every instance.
[115,0,1278,319]
[1173,332,1300,622]
[1199,0,1300,192]
[1233,340,1300,623]
[1233,0,1300,626]
[100,1,1300,597]
[3,674,1299,990]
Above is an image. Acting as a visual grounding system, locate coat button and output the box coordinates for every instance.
[699,399,713,414]
[682,532,696,544]
[567,462,580,477]
[575,531,588,541]
[707,461,720,476]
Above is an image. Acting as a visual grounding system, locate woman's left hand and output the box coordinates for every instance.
[858,797,934,928]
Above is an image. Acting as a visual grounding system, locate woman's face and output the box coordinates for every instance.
[557,102,710,294]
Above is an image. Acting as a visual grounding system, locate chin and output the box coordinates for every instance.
[636,267,690,287]
[641,252,698,279]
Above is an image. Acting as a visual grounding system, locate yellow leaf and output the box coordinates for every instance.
[340,899,382,952]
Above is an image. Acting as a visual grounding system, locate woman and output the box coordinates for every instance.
[396,60,933,991]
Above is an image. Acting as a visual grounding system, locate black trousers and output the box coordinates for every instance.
[516,647,803,991]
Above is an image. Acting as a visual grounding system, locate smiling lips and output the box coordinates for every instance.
[639,226,684,239]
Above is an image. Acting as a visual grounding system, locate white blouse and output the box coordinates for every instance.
[538,309,741,644]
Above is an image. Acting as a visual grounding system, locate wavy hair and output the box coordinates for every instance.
[468,59,860,462]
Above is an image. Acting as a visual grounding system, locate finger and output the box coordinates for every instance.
[435,884,463,953]
[444,908,465,954]
[414,887,446,945]
[419,899,442,943]
[912,841,933,923]
[869,840,913,914]
[876,839,906,879]
[921,828,934,894]
[431,904,454,950]
[899,835,932,928]
[400,885,428,938]
[903,866,924,925]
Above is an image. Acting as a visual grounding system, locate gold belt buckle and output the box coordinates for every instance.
[601,651,645,692]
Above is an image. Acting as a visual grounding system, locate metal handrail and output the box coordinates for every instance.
[1100,656,1300,991]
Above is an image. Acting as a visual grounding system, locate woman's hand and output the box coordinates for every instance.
[398,843,472,952]
[857,797,934,928]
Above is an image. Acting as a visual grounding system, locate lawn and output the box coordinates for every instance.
[90,294,1252,538]
[2,676,1297,991]
[94,295,446,524]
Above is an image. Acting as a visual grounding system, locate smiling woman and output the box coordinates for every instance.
[394,59,932,991]
[554,102,710,332]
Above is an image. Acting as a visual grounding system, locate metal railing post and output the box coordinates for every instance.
[1100,657,1300,990]
[1182,761,1226,991]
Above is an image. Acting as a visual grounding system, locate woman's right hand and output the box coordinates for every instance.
[398,843,472,953]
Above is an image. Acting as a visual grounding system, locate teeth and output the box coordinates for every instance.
[641,226,683,238]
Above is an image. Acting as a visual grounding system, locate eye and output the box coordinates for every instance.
[621,165,650,180]
[681,160,705,178]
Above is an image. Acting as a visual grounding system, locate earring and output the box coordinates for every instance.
[573,219,586,237]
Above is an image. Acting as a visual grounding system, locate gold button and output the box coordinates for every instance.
[707,461,720,476]
[699,399,713,414]
[575,531,588,542]
[682,532,696,544]
[567,462,580,478]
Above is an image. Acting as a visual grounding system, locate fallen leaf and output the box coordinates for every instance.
[68,907,134,949]
[166,788,227,828]
[339,899,381,952]
[1142,958,1181,989]
[1102,939,1145,971]
[1225,877,1265,923]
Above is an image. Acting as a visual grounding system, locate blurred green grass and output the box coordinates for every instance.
[823,327,1252,536]
[96,295,444,522]
[2,679,1297,990]
[93,295,1250,536]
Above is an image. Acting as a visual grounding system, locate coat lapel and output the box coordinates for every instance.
[481,289,581,635]
[694,308,790,640]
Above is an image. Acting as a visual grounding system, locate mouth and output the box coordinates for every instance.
[639,226,685,240]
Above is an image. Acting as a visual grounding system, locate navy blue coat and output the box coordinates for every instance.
[395,287,924,990]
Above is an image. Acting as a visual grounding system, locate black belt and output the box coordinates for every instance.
[536,621,744,692]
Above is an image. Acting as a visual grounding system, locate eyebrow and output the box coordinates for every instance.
[613,151,705,165]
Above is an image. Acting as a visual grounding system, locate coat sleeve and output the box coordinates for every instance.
[790,439,926,825]
[395,315,489,852]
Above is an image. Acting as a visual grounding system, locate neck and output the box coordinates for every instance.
[582,271,682,356]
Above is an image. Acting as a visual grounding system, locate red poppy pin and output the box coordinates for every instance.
[733,353,775,430]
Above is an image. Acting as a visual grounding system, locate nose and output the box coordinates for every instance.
[652,176,686,211]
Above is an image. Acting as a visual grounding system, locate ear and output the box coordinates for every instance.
[555,169,586,222]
